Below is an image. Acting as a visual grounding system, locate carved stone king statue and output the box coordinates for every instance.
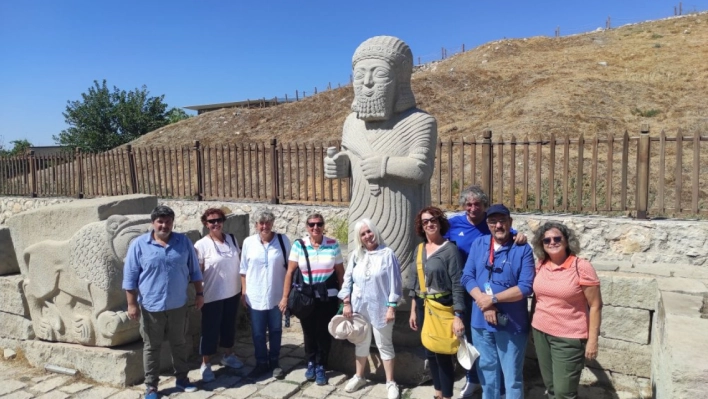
[325,36,437,285]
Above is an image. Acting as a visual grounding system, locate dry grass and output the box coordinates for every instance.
[129,13,708,148]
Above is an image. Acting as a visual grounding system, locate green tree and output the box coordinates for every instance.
[166,107,192,124]
[0,138,32,157]
[54,80,170,152]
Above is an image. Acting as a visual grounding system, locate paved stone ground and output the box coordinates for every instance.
[0,329,641,399]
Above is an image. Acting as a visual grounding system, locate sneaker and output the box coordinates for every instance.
[200,363,215,383]
[248,363,271,379]
[459,381,479,398]
[386,381,400,399]
[304,361,316,381]
[344,375,367,392]
[175,378,197,393]
[271,362,284,380]
[221,354,244,369]
[144,386,159,399]
[315,364,327,385]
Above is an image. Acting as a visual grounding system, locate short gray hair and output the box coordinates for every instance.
[353,218,385,260]
[305,213,325,224]
[458,185,489,209]
[255,210,275,224]
[531,221,581,261]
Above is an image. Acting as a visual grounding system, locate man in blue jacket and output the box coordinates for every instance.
[461,204,534,399]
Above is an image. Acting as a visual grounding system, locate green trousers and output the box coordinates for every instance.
[532,328,586,399]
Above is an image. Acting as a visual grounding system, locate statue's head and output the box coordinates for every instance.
[351,36,415,121]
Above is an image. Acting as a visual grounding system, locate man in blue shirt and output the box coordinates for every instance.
[461,204,534,399]
[123,205,204,399]
[445,186,524,398]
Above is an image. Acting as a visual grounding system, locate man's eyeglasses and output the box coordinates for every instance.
[542,236,563,245]
[307,222,324,228]
[487,218,509,226]
[422,217,438,226]
[206,218,225,224]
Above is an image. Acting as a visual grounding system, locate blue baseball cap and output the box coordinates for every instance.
[486,204,510,217]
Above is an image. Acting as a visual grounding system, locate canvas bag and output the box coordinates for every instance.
[417,243,459,355]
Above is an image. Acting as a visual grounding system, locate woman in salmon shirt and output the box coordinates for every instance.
[530,222,603,399]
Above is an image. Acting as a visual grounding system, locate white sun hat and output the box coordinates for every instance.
[456,335,480,370]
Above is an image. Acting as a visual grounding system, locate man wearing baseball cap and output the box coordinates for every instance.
[461,204,535,399]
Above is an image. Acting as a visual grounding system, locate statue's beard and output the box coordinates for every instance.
[354,81,395,121]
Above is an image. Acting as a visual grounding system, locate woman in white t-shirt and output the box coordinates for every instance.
[193,208,243,383]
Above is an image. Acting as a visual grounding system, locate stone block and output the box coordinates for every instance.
[328,339,429,385]
[598,271,658,310]
[657,277,708,296]
[257,381,300,399]
[0,274,29,316]
[593,336,652,377]
[580,366,613,386]
[0,226,19,276]
[659,291,703,318]
[7,194,156,275]
[601,306,651,344]
[0,310,34,339]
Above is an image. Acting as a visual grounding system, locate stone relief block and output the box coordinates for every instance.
[0,311,34,340]
[0,226,19,276]
[7,194,156,275]
[601,306,651,344]
[0,274,29,316]
[21,214,151,346]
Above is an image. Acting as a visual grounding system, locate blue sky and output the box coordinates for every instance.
[1,0,706,146]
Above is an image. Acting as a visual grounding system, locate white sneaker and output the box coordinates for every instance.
[459,381,479,398]
[221,354,244,369]
[386,381,400,399]
[200,363,215,382]
[344,375,367,393]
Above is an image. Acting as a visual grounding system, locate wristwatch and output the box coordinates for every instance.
[491,295,498,304]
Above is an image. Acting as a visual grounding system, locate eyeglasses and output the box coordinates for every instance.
[307,222,324,228]
[542,236,563,245]
[206,218,225,224]
[421,217,438,226]
[487,218,509,226]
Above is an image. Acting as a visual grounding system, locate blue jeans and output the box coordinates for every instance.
[465,296,505,394]
[472,327,528,399]
[250,306,283,365]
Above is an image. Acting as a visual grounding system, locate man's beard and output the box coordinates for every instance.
[355,81,395,121]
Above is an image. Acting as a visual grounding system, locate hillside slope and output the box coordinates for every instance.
[130,13,708,148]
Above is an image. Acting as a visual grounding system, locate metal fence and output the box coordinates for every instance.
[1,125,706,218]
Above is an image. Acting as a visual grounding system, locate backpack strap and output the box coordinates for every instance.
[276,233,287,269]
[296,239,313,284]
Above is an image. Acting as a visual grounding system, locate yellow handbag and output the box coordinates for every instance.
[416,243,459,355]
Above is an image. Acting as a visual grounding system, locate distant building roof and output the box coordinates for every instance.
[184,98,294,114]
[26,146,69,157]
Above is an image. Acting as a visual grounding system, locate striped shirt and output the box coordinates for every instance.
[289,236,343,287]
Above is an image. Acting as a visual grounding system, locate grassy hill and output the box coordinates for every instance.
[130,12,708,148]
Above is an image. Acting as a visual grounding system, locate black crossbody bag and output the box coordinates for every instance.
[287,239,315,319]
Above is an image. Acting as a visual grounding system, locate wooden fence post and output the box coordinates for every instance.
[194,140,203,201]
[29,150,37,197]
[76,147,84,198]
[126,145,138,194]
[481,129,493,201]
[636,124,651,219]
[269,138,279,204]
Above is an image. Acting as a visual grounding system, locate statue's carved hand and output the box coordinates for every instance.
[324,152,350,178]
[360,156,385,180]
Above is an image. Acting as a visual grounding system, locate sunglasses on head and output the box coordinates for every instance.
[542,236,563,245]
[307,222,324,228]
[421,217,438,226]
[206,218,225,225]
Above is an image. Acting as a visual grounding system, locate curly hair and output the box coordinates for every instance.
[200,208,226,226]
[414,206,450,241]
[531,221,581,262]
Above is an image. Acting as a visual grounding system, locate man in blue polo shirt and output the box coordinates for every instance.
[445,186,525,398]
[462,204,534,399]
[123,205,204,399]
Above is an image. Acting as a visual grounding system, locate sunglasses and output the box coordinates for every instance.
[542,236,563,245]
[307,222,324,228]
[421,217,438,226]
[206,218,225,225]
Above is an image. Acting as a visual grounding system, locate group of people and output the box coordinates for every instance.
[122,188,602,399]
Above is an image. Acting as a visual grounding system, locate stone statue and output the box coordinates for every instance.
[22,214,150,346]
[325,36,437,284]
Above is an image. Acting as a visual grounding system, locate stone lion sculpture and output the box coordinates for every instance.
[325,35,438,285]
[22,214,150,346]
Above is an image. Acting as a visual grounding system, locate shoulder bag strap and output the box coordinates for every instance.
[416,242,427,294]
[296,239,313,283]
[277,233,287,269]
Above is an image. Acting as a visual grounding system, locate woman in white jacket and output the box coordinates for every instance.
[338,218,403,399]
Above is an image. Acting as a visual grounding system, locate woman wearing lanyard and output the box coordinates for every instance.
[193,208,244,383]
[408,206,466,399]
